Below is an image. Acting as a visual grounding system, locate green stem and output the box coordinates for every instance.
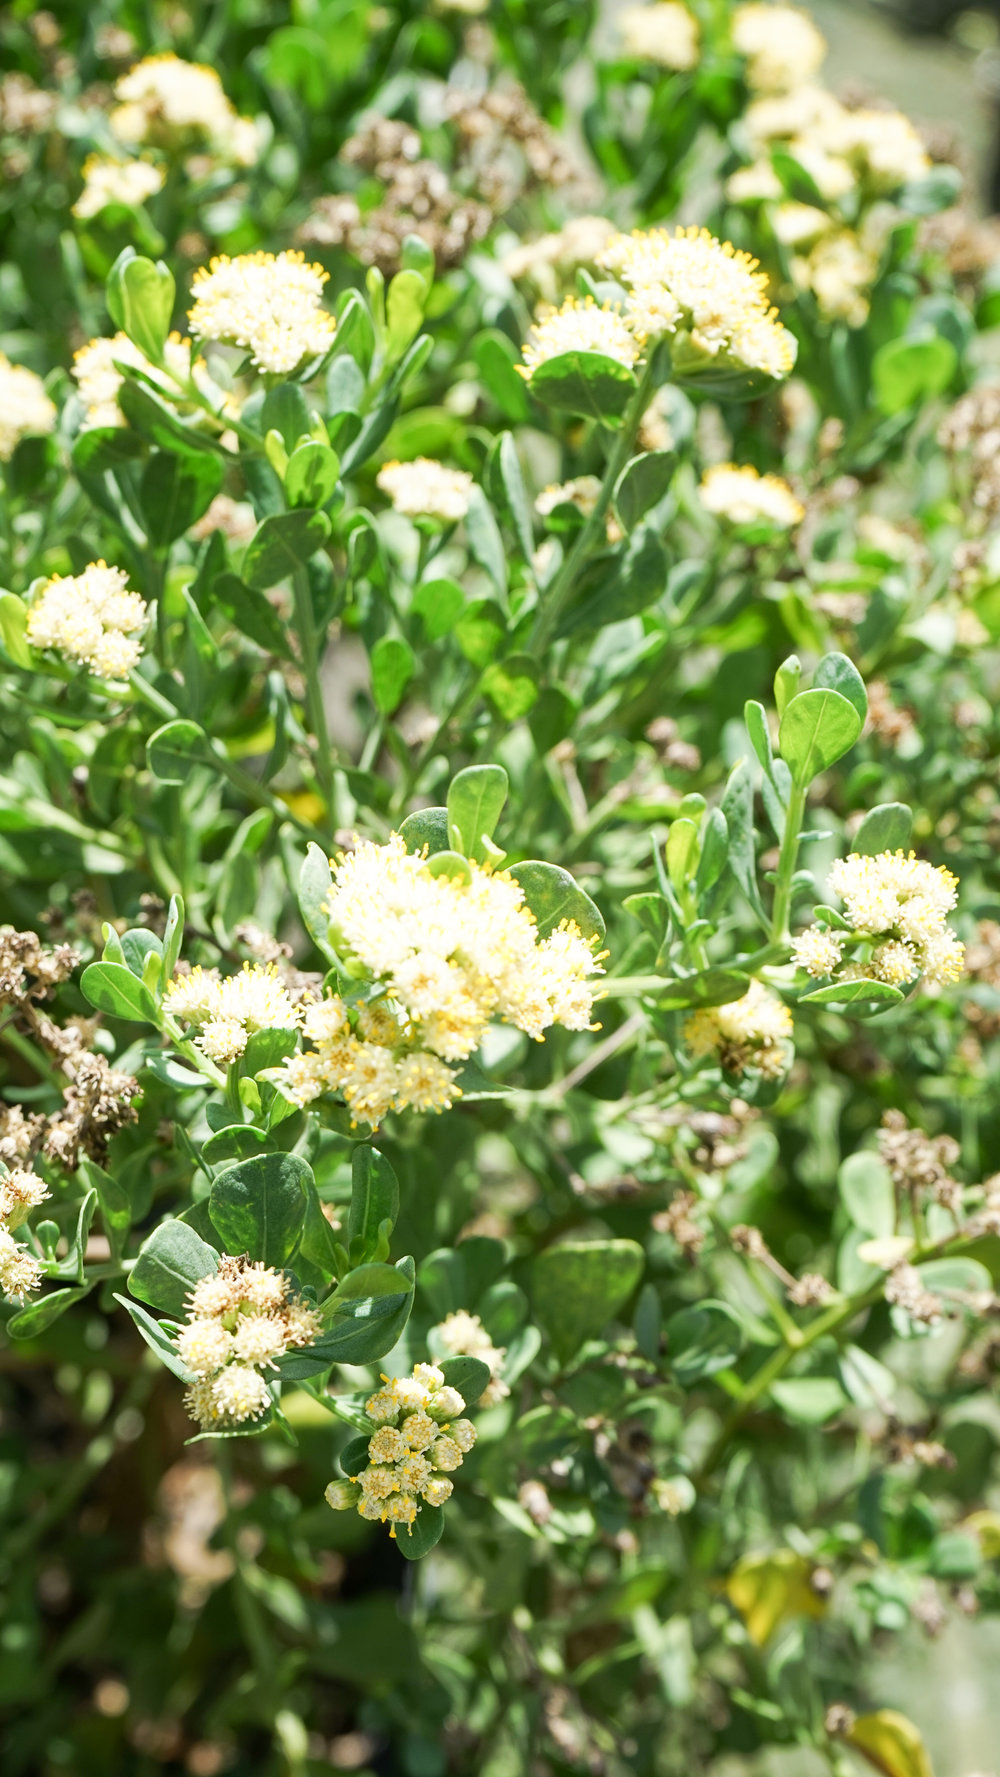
[125,671,322,842]
[291,566,336,824]
[530,359,658,653]
[698,1225,983,1481]
[769,778,807,943]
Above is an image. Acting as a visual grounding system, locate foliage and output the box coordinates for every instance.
[0,3,998,1775]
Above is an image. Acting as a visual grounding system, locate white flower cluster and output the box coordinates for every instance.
[432,1310,510,1407]
[188,251,337,376]
[325,1363,477,1536]
[732,3,826,94]
[685,979,793,1079]
[698,463,803,529]
[72,331,223,431]
[0,1167,49,1303]
[26,561,147,679]
[0,353,56,462]
[792,851,964,989]
[279,836,603,1129]
[620,3,700,71]
[179,1255,321,1431]
[535,476,603,519]
[73,154,164,220]
[110,53,259,166]
[376,458,474,523]
[503,217,617,300]
[596,225,798,381]
[519,295,643,379]
[164,963,299,1065]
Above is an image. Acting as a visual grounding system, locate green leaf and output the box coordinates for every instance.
[528,350,638,423]
[146,719,209,785]
[285,441,340,510]
[778,687,863,786]
[7,1285,92,1340]
[634,1282,662,1363]
[347,1146,400,1265]
[278,1257,415,1374]
[418,1238,507,1317]
[812,651,868,724]
[666,817,698,891]
[81,1158,132,1261]
[338,1434,373,1476]
[770,1377,848,1424]
[260,384,314,453]
[162,893,185,980]
[80,961,159,1024]
[916,1257,992,1296]
[846,1709,934,1777]
[298,843,336,960]
[615,451,675,529]
[446,764,509,862]
[371,635,415,715]
[412,577,465,642]
[508,860,605,944]
[398,806,449,856]
[0,592,33,668]
[465,486,507,596]
[532,1239,644,1364]
[423,850,472,884]
[873,336,957,415]
[721,757,766,921]
[852,803,912,857]
[129,1218,219,1317]
[139,450,224,549]
[666,1301,744,1385]
[652,970,751,1010]
[800,979,904,1009]
[493,432,534,560]
[481,654,539,721]
[397,1503,445,1561]
[243,510,332,590]
[213,572,292,659]
[117,378,215,454]
[838,1151,895,1238]
[385,268,427,362]
[438,1355,492,1404]
[115,1293,192,1381]
[474,331,531,422]
[109,253,175,363]
[455,598,507,667]
[209,1152,312,1267]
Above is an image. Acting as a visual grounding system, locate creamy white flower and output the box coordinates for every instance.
[176,1318,234,1377]
[71,330,221,431]
[535,476,603,519]
[503,217,617,289]
[376,458,474,522]
[0,1168,49,1228]
[790,928,843,977]
[732,4,826,93]
[198,1016,249,1064]
[0,354,56,462]
[73,154,164,219]
[178,1256,319,1428]
[698,463,803,528]
[331,1362,476,1537]
[0,1227,42,1302]
[188,251,336,375]
[164,962,298,1066]
[793,851,964,991]
[620,2,699,70]
[26,561,147,679]
[797,229,879,328]
[519,296,643,380]
[433,1309,510,1406]
[686,979,792,1078]
[111,53,259,165]
[597,225,797,381]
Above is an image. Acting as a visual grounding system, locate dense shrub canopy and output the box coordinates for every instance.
[0,3,998,1774]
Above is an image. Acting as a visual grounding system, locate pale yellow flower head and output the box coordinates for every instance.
[111,52,259,165]
[698,463,803,529]
[330,1361,478,1539]
[732,4,826,93]
[686,979,793,1078]
[519,295,643,381]
[597,225,797,382]
[188,251,337,375]
[0,354,56,462]
[376,458,474,523]
[620,3,700,71]
[73,154,164,220]
[26,561,147,680]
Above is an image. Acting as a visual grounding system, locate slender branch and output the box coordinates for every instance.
[530,358,658,653]
[291,565,337,824]
[769,779,807,943]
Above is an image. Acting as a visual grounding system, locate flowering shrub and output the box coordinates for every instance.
[0,2,998,1773]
